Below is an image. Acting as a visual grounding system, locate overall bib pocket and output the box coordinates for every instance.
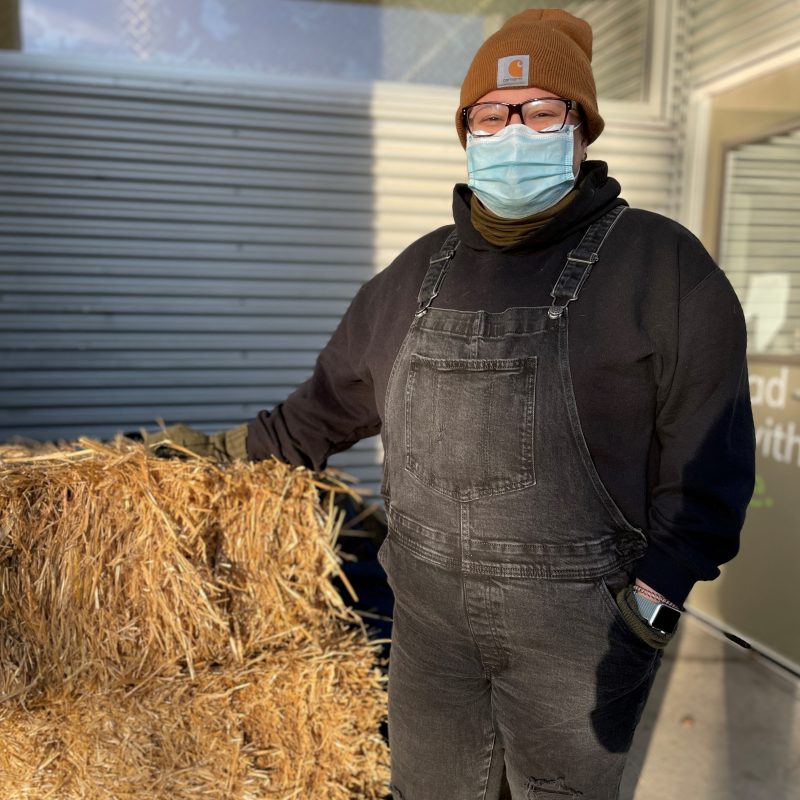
[404,354,537,501]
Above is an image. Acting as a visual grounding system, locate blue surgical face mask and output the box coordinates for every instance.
[466,123,579,219]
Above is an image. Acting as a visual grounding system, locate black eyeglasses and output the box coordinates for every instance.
[462,97,580,137]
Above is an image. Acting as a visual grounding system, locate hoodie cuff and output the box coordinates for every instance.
[634,544,699,609]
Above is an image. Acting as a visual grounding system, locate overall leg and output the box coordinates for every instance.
[383,543,506,800]
[488,571,661,800]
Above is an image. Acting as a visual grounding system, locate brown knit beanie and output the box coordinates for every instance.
[456,8,603,148]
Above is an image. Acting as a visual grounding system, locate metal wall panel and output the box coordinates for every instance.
[1,55,681,495]
[0,59,385,489]
[568,0,651,101]
[687,0,800,85]
[370,81,681,266]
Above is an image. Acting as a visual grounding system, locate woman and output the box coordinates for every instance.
[152,10,755,799]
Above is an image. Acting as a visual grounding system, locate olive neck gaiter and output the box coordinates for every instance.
[470,185,579,248]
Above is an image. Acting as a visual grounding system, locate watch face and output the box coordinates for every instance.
[651,605,681,635]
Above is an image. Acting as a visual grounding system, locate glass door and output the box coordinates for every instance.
[688,65,800,669]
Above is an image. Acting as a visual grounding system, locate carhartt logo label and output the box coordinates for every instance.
[497,55,529,87]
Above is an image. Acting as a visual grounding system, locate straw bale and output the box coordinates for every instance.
[0,438,389,799]
[0,631,386,799]
[0,438,353,692]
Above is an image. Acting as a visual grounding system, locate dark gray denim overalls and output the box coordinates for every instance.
[378,206,663,800]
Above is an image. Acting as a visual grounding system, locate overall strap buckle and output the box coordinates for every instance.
[416,228,460,318]
[548,205,627,319]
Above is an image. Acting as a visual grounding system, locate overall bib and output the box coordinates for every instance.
[378,206,662,800]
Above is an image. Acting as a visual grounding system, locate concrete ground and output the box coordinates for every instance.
[621,614,800,800]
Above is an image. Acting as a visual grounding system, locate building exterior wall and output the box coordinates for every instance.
[0,1,684,495]
[0,62,385,482]
[686,0,800,87]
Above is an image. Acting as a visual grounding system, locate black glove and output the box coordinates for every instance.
[140,423,249,462]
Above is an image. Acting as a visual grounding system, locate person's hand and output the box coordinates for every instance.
[141,423,249,462]
[633,578,679,610]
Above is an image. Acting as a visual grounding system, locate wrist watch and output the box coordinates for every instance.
[632,591,681,635]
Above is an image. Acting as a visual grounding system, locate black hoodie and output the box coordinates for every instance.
[248,162,755,606]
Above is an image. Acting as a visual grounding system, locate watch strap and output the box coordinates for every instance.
[632,592,666,622]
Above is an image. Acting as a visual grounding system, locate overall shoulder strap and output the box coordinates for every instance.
[548,204,627,319]
[416,226,460,318]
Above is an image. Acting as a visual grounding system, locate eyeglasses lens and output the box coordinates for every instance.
[467,99,569,136]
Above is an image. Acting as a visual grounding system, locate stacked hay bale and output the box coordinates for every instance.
[0,438,389,799]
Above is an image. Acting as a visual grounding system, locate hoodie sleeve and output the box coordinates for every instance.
[245,279,381,470]
[636,237,756,606]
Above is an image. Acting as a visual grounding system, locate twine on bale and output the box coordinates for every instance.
[0,437,389,799]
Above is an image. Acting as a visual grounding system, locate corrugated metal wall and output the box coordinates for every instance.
[1,33,682,492]
[566,0,651,101]
[0,62,387,486]
[371,81,681,259]
[719,129,800,354]
[687,0,800,85]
